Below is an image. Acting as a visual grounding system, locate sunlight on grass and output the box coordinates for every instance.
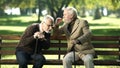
[0,26,26,32]
[1,65,120,68]
[82,16,120,29]
[9,15,38,22]
[90,26,120,29]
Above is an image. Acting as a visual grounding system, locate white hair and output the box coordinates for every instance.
[64,7,78,18]
[42,15,54,24]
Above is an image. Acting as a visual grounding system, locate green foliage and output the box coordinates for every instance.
[111,0,120,10]
[71,0,120,10]
[0,0,36,9]
[0,0,120,10]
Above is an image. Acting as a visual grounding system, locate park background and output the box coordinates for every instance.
[0,0,120,68]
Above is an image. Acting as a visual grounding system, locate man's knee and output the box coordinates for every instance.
[34,55,45,62]
[18,59,28,67]
[82,54,93,63]
[63,56,72,64]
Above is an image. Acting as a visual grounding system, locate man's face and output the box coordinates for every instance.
[43,18,53,33]
[63,10,73,24]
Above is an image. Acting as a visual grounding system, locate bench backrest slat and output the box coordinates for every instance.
[91,36,120,41]
[1,43,119,48]
[0,35,120,60]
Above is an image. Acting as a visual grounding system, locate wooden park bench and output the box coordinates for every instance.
[0,35,120,66]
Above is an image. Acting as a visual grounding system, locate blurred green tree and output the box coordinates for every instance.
[0,0,119,18]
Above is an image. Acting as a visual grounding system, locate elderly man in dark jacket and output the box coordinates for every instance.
[15,15,54,68]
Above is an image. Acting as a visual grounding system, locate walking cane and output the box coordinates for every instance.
[32,38,38,58]
[73,45,76,68]
[33,34,46,57]
[34,38,38,55]
[33,36,46,57]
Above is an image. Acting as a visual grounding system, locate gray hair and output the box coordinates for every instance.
[42,15,54,23]
[64,7,78,18]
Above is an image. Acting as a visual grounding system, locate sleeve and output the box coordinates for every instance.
[53,24,65,37]
[77,20,92,44]
[19,25,36,46]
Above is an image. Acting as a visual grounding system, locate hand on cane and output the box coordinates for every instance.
[33,32,46,40]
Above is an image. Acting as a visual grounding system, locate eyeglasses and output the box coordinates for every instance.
[44,22,53,27]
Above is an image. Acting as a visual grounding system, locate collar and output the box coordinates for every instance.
[39,23,44,33]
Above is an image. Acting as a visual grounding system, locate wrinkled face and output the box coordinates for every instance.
[43,18,53,33]
[63,9,73,23]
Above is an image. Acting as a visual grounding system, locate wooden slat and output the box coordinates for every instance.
[51,36,120,41]
[0,50,15,55]
[0,35,120,41]
[0,43,67,48]
[0,50,66,55]
[93,60,120,65]
[0,43,18,47]
[0,59,120,65]
[1,43,119,48]
[0,50,120,55]
[0,35,21,40]
[0,35,65,40]
[95,51,120,55]
[91,36,120,41]
[93,43,119,48]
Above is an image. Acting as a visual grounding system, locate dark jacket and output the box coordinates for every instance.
[16,23,50,54]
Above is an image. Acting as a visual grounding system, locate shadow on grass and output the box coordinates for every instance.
[0,20,36,26]
[0,15,30,18]
[90,23,112,26]
[92,29,120,36]
[0,30,23,35]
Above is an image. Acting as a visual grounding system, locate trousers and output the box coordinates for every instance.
[63,51,94,68]
[16,50,45,68]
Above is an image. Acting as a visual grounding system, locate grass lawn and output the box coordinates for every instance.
[0,15,120,36]
[0,15,120,68]
[82,16,120,36]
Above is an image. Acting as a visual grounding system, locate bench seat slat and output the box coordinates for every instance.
[0,60,120,65]
[0,50,120,55]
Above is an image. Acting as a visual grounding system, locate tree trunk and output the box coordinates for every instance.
[94,7,102,19]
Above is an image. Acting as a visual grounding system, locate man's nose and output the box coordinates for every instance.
[49,26,52,30]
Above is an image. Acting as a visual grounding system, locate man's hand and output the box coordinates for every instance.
[71,40,81,45]
[71,40,77,45]
[54,17,62,27]
[33,32,45,39]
